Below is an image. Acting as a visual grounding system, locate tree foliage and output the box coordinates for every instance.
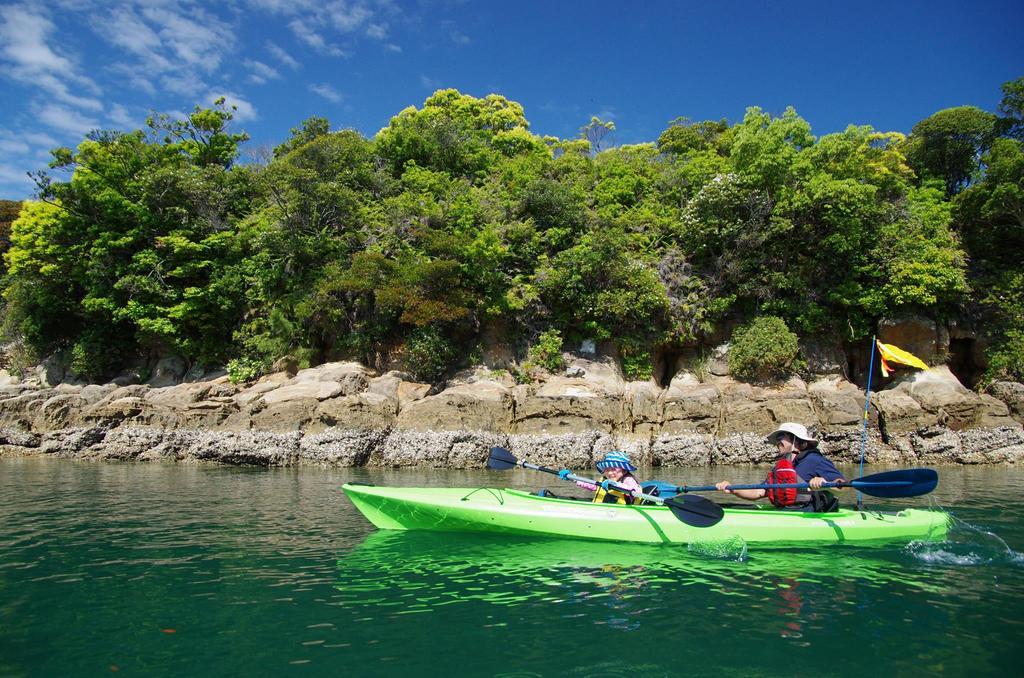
[2,83,1020,385]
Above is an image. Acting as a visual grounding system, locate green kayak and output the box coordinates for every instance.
[342,484,950,546]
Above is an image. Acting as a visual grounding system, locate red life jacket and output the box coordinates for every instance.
[766,457,800,507]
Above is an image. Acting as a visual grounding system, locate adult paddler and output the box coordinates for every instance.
[715,422,846,512]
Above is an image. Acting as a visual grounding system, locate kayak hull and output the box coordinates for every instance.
[342,484,950,546]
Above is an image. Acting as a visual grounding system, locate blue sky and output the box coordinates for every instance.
[1,0,1021,199]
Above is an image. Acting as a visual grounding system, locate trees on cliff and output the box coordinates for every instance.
[2,82,1020,385]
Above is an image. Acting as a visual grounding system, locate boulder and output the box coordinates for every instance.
[878,316,947,367]
[873,390,936,434]
[988,381,1024,424]
[513,378,622,434]
[506,430,602,470]
[316,392,398,431]
[148,356,188,388]
[396,381,511,432]
[651,433,713,466]
[808,377,865,429]
[661,381,719,434]
[299,428,389,466]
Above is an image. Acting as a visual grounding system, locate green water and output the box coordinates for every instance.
[2,459,1021,677]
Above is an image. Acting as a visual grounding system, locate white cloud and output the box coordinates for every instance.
[309,83,343,102]
[329,1,371,32]
[108,103,136,129]
[267,41,301,69]
[366,22,387,39]
[35,103,100,136]
[384,42,402,53]
[289,18,346,57]
[245,59,280,84]
[0,4,101,108]
[420,75,440,90]
[0,162,36,195]
[207,91,258,123]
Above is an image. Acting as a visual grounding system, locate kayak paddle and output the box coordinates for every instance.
[663,468,939,499]
[486,446,724,528]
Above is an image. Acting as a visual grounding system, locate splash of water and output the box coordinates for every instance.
[906,507,1023,567]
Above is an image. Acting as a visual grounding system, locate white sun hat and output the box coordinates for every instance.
[766,422,818,445]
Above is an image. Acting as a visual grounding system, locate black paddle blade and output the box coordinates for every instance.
[487,446,518,471]
[856,468,938,498]
[664,494,725,528]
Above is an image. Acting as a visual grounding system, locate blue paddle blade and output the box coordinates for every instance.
[856,468,938,498]
[487,446,518,471]
[664,494,724,528]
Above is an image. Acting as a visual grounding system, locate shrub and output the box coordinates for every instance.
[728,316,800,382]
[227,357,264,384]
[981,329,1024,386]
[403,326,458,383]
[526,329,565,373]
[620,341,653,381]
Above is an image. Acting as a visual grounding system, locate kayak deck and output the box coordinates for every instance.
[342,484,949,546]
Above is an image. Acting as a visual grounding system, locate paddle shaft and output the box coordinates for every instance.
[671,480,910,493]
[516,460,666,505]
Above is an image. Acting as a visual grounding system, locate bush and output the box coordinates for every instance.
[620,341,653,381]
[403,326,458,383]
[526,329,565,373]
[227,357,264,384]
[981,329,1024,385]
[728,316,800,382]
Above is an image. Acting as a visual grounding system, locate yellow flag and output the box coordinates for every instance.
[876,340,929,377]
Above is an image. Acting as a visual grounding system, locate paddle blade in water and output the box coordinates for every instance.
[664,494,725,528]
[856,468,938,498]
[487,446,518,471]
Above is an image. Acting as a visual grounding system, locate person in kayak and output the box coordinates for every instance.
[715,422,845,512]
[559,452,643,504]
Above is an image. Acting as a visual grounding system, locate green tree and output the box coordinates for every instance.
[904,106,997,196]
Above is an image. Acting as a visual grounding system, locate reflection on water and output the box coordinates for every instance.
[2,457,1023,676]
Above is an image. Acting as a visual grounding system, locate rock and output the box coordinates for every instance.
[651,433,713,466]
[707,343,730,377]
[148,356,188,388]
[957,427,1024,463]
[988,381,1024,424]
[513,378,622,434]
[713,433,774,464]
[0,428,41,447]
[800,340,847,376]
[270,356,300,376]
[625,381,664,436]
[300,428,389,465]
[808,377,865,429]
[506,430,602,470]
[317,392,398,431]
[396,381,511,432]
[661,382,719,434]
[874,390,936,434]
[369,429,505,467]
[878,316,947,367]
[565,365,585,378]
[397,381,431,407]
[261,381,344,404]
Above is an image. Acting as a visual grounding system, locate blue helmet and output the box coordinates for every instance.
[596,451,636,473]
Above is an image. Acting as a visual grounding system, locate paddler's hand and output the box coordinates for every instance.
[715,481,733,493]
[600,479,612,491]
[558,469,571,480]
[808,476,826,490]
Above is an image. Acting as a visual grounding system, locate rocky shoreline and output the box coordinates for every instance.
[1,357,1022,467]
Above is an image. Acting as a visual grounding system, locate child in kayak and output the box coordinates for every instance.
[715,422,846,512]
[560,452,643,504]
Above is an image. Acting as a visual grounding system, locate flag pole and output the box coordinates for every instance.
[856,335,878,510]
